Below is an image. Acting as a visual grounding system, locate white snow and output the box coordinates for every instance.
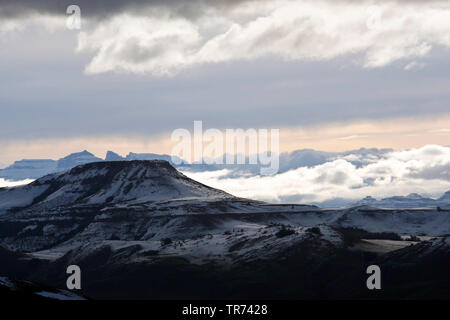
[0,276,15,289]
[350,239,418,253]
[0,184,47,214]
[35,290,85,300]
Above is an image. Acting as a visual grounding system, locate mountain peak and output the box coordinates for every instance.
[0,160,232,213]
[406,193,424,199]
[440,191,450,201]
[62,150,95,159]
[105,151,124,161]
[57,150,103,170]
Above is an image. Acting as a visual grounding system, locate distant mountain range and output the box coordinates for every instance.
[312,192,450,209]
[0,150,184,181]
[353,192,450,209]
[0,148,392,181]
[0,151,101,181]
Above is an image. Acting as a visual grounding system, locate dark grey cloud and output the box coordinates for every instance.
[408,164,450,180]
[0,0,251,19]
[0,0,154,18]
[0,0,431,19]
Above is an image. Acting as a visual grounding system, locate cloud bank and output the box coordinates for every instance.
[183,145,450,205]
[75,0,450,74]
[2,0,450,74]
[0,178,34,188]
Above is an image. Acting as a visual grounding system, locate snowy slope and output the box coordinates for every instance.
[33,224,340,265]
[0,160,234,214]
[0,275,85,300]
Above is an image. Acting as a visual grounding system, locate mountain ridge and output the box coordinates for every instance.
[0,160,234,215]
[0,160,449,299]
[352,192,450,208]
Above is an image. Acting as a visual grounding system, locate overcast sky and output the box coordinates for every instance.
[1,0,450,165]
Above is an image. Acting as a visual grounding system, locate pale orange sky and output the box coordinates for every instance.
[1,115,449,165]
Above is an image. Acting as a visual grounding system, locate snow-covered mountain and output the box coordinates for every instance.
[353,192,450,208]
[0,274,85,300]
[0,160,448,252]
[0,159,57,181]
[0,160,449,299]
[0,151,102,181]
[0,160,318,252]
[56,150,103,171]
[0,160,237,215]
[440,191,450,202]
[105,151,124,161]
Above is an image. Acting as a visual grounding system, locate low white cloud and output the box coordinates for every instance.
[73,0,450,75]
[183,145,450,205]
[1,1,450,74]
[0,178,34,188]
[404,61,426,71]
[0,14,65,34]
